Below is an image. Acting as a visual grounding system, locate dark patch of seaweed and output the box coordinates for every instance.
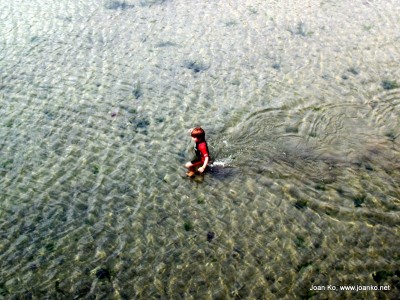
[183,60,209,73]
[105,1,135,10]
[155,41,178,48]
[382,79,399,90]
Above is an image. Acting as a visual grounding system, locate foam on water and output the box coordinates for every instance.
[209,156,234,168]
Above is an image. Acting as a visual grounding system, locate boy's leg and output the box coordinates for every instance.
[185,162,195,176]
[186,169,195,177]
[185,160,202,177]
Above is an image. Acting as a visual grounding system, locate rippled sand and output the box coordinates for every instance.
[1,0,399,299]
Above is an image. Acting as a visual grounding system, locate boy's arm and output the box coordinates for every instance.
[198,157,209,173]
[197,142,209,173]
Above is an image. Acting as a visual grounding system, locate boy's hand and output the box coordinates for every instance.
[198,166,205,173]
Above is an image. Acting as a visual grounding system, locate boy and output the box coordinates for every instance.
[185,127,211,177]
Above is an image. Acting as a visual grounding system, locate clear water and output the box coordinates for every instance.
[1,0,399,299]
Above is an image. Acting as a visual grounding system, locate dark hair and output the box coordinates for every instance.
[191,127,205,141]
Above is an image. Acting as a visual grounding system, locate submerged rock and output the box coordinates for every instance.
[353,194,366,208]
[183,60,208,73]
[96,268,111,282]
[132,82,142,99]
[381,79,399,90]
[372,270,393,283]
[183,221,193,231]
[207,231,215,242]
[294,199,308,210]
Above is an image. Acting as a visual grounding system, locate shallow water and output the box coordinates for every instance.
[1,0,399,299]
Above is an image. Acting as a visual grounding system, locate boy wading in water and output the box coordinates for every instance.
[185,127,211,177]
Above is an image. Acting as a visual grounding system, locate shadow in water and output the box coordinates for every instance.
[214,95,400,224]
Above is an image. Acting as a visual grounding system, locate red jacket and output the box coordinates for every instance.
[194,141,210,163]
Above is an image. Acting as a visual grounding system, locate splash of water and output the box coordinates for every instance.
[209,156,234,168]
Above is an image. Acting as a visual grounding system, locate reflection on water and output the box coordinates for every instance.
[1,0,399,298]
